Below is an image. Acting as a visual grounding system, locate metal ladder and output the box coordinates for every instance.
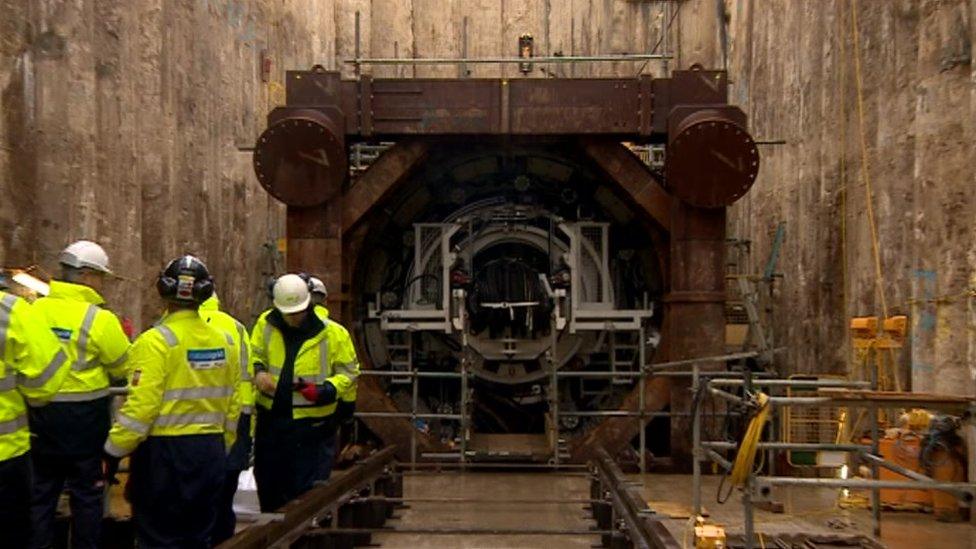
[386,331,413,384]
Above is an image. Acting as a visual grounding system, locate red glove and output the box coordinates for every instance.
[295,378,320,403]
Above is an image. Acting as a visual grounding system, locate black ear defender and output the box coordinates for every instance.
[156,255,214,304]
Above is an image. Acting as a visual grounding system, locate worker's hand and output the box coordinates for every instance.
[295,378,337,405]
[102,452,121,485]
[254,371,276,395]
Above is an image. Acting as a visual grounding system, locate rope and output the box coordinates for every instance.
[850,0,889,319]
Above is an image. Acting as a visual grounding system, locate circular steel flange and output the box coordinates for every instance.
[666,110,760,208]
[253,109,347,207]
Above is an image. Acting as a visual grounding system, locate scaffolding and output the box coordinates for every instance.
[690,366,976,549]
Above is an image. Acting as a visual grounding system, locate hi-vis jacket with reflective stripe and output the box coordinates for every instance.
[32,281,130,403]
[104,309,241,457]
[311,305,356,407]
[200,295,254,414]
[251,308,359,420]
[0,292,69,461]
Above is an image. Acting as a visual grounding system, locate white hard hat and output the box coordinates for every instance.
[273,274,311,314]
[59,240,112,274]
[309,277,327,298]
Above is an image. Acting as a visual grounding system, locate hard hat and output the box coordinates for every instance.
[156,255,214,304]
[59,240,112,274]
[309,277,327,298]
[273,274,311,314]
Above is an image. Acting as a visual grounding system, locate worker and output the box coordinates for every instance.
[305,275,357,470]
[0,288,69,548]
[28,240,131,549]
[250,273,359,512]
[308,276,329,318]
[103,255,241,547]
[199,293,254,544]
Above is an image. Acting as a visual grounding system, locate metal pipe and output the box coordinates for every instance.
[754,476,976,494]
[767,396,835,406]
[345,53,672,66]
[708,386,746,404]
[743,368,755,549]
[359,370,466,379]
[870,358,881,538]
[557,371,643,378]
[638,324,647,474]
[709,379,871,388]
[860,452,971,498]
[703,441,870,452]
[355,412,462,420]
[649,351,761,371]
[704,449,732,471]
[692,362,702,516]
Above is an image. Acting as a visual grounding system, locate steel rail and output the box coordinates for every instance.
[216,445,397,549]
[593,446,681,549]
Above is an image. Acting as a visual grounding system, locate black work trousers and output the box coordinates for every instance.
[29,452,104,549]
[254,412,335,512]
[0,452,32,549]
[128,434,224,549]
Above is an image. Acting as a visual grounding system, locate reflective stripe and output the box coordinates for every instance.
[18,350,67,388]
[0,375,15,392]
[162,386,234,401]
[241,405,254,415]
[155,325,179,347]
[105,351,128,370]
[72,305,98,371]
[154,412,225,427]
[104,439,128,458]
[235,322,250,381]
[292,392,318,407]
[334,361,359,383]
[263,322,273,352]
[0,293,17,361]
[116,412,151,435]
[224,417,239,433]
[318,337,330,381]
[50,387,111,402]
[0,414,27,435]
[223,332,234,347]
[269,365,282,377]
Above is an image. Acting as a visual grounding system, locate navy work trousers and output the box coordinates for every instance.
[254,413,335,512]
[29,452,104,549]
[0,452,32,549]
[128,434,224,549]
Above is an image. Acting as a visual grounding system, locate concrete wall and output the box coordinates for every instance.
[726,0,976,396]
[0,0,339,326]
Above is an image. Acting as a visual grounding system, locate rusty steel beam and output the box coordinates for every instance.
[342,140,429,233]
[569,374,671,464]
[580,139,671,231]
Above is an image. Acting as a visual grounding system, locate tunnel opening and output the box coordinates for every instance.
[351,140,667,458]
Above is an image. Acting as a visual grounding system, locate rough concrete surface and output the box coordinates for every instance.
[726,0,976,396]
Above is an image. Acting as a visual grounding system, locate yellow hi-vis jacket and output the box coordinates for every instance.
[0,292,69,461]
[250,309,359,420]
[311,305,356,408]
[104,309,241,457]
[200,295,254,415]
[31,281,131,403]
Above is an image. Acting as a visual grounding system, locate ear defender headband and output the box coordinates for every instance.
[156,256,214,303]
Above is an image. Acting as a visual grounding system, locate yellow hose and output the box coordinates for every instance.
[730,392,771,487]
